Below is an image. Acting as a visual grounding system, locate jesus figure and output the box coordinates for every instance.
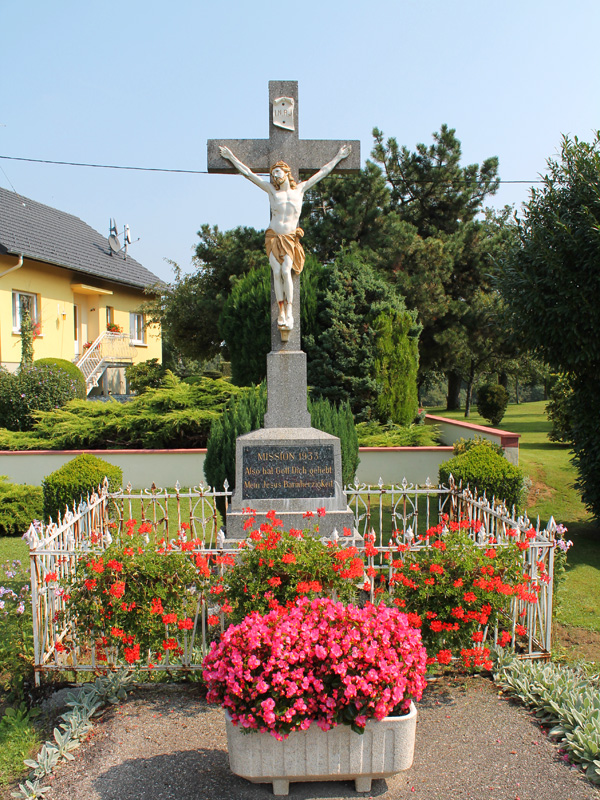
[218,144,351,331]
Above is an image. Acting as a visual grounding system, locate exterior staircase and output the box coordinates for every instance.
[76,331,134,395]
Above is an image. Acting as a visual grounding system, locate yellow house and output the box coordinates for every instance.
[0,187,162,395]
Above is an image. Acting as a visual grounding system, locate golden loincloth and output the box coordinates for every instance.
[265,227,305,275]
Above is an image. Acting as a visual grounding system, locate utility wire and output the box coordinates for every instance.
[0,154,206,174]
[0,153,544,184]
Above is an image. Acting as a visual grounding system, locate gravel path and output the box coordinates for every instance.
[14,675,600,800]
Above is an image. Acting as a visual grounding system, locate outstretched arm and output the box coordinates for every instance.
[300,144,352,193]
[218,146,271,193]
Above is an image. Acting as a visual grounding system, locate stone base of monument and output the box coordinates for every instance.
[225,426,355,539]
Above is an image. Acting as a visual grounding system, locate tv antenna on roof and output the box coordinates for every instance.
[108,218,139,260]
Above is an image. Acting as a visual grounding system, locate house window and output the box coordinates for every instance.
[130,312,146,344]
[12,291,39,333]
[106,306,114,327]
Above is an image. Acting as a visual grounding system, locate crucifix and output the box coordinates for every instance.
[208,81,359,537]
[207,80,360,339]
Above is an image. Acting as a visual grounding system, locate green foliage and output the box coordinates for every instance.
[493,656,600,784]
[498,133,600,517]
[218,257,327,386]
[355,421,439,447]
[146,226,267,362]
[0,365,82,432]
[224,524,360,624]
[19,304,35,369]
[63,522,207,663]
[476,383,510,426]
[12,672,134,797]
[125,358,167,393]
[568,375,600,520]
[0,705,40,790]
[546,373,574,443]
[302,161,394,263]
[308,397,359,486]
[372,123,500,237]
[204,383,267,496]
[371,127,509,408]
[219,265,271,385]
[0,477,43,537]
[439,443,524,511]
[305,247,419,421]
[452,436,504,457]
[385,524,526,667]
[42,454,122,523]
[0,377,243,451]
[0,557,34,703]
[33,359,86,399]
[499,133,600,372]
[373,310,420,425]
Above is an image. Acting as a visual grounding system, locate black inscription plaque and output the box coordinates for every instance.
[242,444,335,500]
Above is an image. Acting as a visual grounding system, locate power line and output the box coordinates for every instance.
[0,153,544,184]
[0,154,207,174]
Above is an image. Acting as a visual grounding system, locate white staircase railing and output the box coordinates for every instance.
[76,331,134,394]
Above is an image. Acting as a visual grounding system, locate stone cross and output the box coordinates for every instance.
[207,80,360,184]
[207,81,360,429]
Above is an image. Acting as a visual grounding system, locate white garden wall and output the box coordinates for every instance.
[0,413,520,491]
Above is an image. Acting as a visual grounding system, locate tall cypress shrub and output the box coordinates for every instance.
[308,397,359,485]
[373,311,419,425]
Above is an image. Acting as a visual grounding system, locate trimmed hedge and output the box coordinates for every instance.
[42,453,122,523]
[439,442,524,511]
[0,475,43,536]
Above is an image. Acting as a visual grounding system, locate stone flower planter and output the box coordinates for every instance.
[225,702,417,796]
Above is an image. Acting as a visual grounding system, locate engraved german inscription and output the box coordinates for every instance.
[242,445,335,499]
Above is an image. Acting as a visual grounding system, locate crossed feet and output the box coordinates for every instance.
[277,303,294,331]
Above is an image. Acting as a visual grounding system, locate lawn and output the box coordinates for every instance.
[432,400,600,656]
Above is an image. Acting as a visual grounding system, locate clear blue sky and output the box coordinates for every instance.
[1,0,599,283]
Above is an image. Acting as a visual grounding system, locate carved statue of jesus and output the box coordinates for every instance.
[219,144,351,330]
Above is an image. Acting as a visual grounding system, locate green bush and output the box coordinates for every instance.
[0,365,82,432]
[204,384,267,498]
[439,442,524,511]
[42,453,122,523]
[125,358,167,393]
[476,383,510,426]
[373,310,420,425]
[309,398,360,485]
[452,435,504,457]
[356,421,439,447]
[546,373,573,443]
[0,377,243,451]
[34,358,86,399]
[0,476,43,536]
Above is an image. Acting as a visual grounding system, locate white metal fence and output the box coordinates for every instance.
[27,479,558,683]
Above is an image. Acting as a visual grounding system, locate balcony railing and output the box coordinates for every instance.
[76,331,134,394]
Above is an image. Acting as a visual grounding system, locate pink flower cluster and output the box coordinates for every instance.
[203,597,427,739]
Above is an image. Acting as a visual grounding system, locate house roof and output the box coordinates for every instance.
[0,187,162,290]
